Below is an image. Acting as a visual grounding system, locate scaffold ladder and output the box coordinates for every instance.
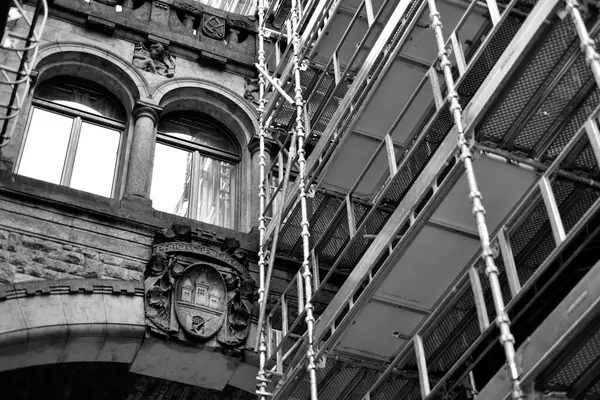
[0,0,48,155]
[255,0,318,398]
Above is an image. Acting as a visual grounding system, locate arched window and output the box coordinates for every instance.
[150,112,240,229]
[16,77,126,197]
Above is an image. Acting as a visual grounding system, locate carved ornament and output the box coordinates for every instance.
[132,42,176,78]
[202,13,226,40]
[144,225,257,353]
[226,17,255,32]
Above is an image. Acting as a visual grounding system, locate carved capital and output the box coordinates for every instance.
[133,102,162,124]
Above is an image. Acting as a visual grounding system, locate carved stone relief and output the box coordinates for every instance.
[202,13,226,40]
[244,77,260,106]
[132,42,176,78]
[144,225,257,355]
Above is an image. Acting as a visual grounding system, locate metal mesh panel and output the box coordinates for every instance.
[547,328,600,389]
[460,17,522,97]
[339,209,391,269]
[319,365,362,399]
[372,377,411,400]
[586,375,600,397]
[306,195,344,252]
[507,196,556,286]
[288,358,337,400]
[543,87,600,160]
[279,199,310,255]
[346,370,380,400]
[478,17,576,142]
[561,188,600,234]
[513,52,592,152]
[431,316,480,373]
[424,286,475,364]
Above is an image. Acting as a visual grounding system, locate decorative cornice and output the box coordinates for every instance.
[0,279,144,301]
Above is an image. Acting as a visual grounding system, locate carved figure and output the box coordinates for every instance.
[244,77,260,106]
[133,42,175,78]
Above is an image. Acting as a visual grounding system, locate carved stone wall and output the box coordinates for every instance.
[50,0,257,76]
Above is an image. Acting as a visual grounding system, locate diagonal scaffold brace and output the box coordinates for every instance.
[426,0,524,398]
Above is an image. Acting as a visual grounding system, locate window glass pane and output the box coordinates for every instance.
[69,122,120,197]
[194,155,235,229]
[158,113,238,155]
[36,79,125,121]
[18,108,73,184]
[151,143,192,217]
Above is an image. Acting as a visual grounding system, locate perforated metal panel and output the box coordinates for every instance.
[478,17,577,143]
[546,328,600,390]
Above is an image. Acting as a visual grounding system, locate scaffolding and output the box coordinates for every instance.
[253,0,600,397]
[0,0,47,156]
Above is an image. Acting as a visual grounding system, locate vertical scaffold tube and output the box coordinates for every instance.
[291,0,318,397]
[565,0,600,89]
[256,0,270,398]
[426,1,523,399]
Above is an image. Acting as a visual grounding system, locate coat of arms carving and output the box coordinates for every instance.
[144,225,257,354]
[202,13,226,40]
[175,263,226,339]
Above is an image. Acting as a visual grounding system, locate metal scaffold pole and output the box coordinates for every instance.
[565,0,600,89]
[255,0,270,397]
[426,0,523,399]
[291,0,318,395]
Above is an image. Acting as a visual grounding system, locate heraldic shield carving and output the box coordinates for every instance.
[144,225,257,354]
[175,263,226,339]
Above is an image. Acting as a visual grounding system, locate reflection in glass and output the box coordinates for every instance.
[194,156,235,229]
[70,122,120,197]
[151,143,192,217]
[18,108,73,184]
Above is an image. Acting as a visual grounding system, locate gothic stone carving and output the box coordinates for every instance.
[202,13,226,40]
[172,0,203,15]
[144,226,257,353]
[133,42,175,78]
[244,77,260,106]
[226,17,255,32]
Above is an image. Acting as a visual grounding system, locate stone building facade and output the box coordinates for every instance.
[0,1,337,398]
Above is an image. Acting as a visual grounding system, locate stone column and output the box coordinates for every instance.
[248,136,275,229]
[123,102,162,205]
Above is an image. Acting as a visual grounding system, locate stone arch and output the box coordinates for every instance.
[34,42,152,108]
[7,42,153,198]
[152,78,258,146]
[0,279,257,393]
[152,79,259,231]
[0,279,145,371]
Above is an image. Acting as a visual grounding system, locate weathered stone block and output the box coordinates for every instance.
[9,252,30,267]
[14,262,43,279]
[21,235,60,253]
[6,233,21,252]
[0,262,15,284]
[99,253,124,266]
